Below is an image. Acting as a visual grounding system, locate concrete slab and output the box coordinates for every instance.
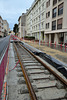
[8,43,30,100]
[27,69,45,73]
[36,81,57,89]
[30,74,50,79]
[24,66,43,69]
[36,88,67,100]
[23,63,41,66]
[23,61,38,63]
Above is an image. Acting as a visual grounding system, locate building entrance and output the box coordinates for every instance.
[59,33,64,44]
[51,34,54,43]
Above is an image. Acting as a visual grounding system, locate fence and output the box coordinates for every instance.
[0,44,9,99]
[11,35,67,53]
[40,41,67,52]
[25,40,67,53]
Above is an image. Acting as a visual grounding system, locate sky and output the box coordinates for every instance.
[0,0,34,30]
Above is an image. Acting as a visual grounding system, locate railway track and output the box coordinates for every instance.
[13,41,67,100]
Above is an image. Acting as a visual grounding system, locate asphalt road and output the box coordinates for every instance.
[0,36,10,58]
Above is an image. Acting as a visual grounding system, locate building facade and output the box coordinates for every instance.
[26,0,46,40]
[18,13,26,38]
[26,0,67,44]
[0,16,9,37]
[0,16,4,37]
[45,0,67,44]
[3,20,9,36]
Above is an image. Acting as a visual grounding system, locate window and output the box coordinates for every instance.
[48,23,49,28]
[48,12,50,17]
[42,22,44,28]
[52,20,56,30]
[52,7,57,18]
[46,24,48,29]
[46,0,50,8]
[34,19,35,23]
[36,25,37,30]
[39,7,41,12]
[36,17,37,22]
[57,18,63,29]
[42,4,44,10]
[39,0,41,4]
[34,26,35,30]
[53,0,57,6]
[58,3,63,16]
[42,12,44,19]
[46,23,50,29]
[58,0,62,2]
[46,13,48,18]
[39,15,40,21]
[46,11,50,18]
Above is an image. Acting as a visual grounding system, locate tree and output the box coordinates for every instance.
[13,24,18,36]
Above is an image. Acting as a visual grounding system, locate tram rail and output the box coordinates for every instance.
[13,41,67,100]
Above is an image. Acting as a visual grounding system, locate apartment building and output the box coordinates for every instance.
[45,0,67,44]
[26,0,67,44]
[26,0,46,40]
[0,16,4,37]
[3,20,9,36]
[18,13,26,38]
[26,9,32,36]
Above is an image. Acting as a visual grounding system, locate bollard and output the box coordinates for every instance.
[41,41,42,45]
[55,42,56,48]
[47,41,49,46]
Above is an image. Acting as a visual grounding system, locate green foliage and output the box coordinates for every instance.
[24,36,35,40]
[13,24,18,35]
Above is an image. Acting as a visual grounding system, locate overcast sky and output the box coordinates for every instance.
[0,0,34,30]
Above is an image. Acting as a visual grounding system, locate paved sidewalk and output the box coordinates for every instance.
[22,40,67,64]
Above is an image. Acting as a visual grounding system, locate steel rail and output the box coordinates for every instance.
[13,42,38,100]
[18,43,67,86]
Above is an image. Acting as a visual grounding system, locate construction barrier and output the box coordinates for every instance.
[0,44,9,99]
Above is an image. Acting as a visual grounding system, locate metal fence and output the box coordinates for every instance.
[33,40,67,53]
[0,37,10,99]
[12,36,67,53]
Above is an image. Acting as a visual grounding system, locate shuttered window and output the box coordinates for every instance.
[58,3,63,15]
[57,18,63,29]
[52,20,56,30]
